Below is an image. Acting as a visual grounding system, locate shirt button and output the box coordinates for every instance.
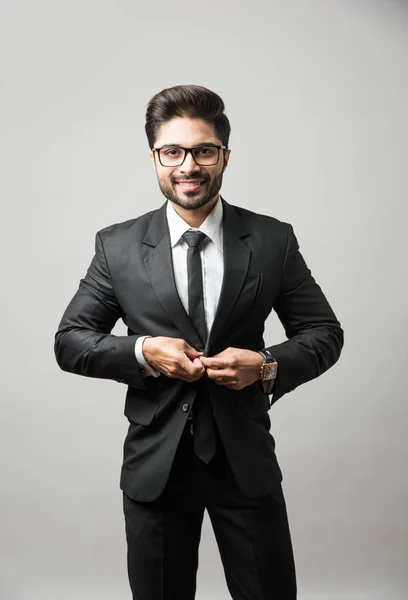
[182,403,190,413]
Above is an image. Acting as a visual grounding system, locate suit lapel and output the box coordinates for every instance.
[205,199,251,353]
[143,202,204,350]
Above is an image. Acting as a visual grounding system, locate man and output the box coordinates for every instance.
[55,84,343,600]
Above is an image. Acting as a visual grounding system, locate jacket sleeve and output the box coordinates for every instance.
[54,231,146,389]
[265,224,344,404]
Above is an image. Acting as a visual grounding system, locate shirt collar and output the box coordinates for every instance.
[166,197,223,251]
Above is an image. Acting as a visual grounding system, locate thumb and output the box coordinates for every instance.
[183,343,203,359]
[191,357,204,368]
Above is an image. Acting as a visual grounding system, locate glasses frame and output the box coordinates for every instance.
[153,144,227,167]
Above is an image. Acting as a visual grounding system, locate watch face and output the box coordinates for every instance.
[262,362,277,381]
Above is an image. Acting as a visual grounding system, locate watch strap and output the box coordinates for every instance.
[258,348,275,362]
[257,349,277,395]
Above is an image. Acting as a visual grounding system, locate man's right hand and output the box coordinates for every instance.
[142,337,205,382]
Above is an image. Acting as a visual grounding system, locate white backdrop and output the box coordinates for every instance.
[2,1,407,598]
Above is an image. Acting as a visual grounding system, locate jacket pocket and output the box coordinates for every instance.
[124,396,159,426]
[236,385,270,418]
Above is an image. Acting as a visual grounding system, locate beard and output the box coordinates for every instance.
[157,169,224,210]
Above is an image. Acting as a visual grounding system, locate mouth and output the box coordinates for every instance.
[175,179,205,193]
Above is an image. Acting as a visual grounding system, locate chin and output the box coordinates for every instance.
[173,193,212,211]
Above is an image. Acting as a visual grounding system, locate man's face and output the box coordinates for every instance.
[150,117,230,211]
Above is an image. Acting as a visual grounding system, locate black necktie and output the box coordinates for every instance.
[182,230,208,346]
[182,230,217,463]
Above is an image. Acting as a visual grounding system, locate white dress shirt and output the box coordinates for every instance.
[135,198,224,376]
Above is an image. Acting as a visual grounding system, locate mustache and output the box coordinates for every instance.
[170,174,210,184]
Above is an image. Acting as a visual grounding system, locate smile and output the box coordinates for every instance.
[175,181,204,191]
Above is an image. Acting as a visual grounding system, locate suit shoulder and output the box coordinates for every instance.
[96,209,157,241]
[232,203,291,233]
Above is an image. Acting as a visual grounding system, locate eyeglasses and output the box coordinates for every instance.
[153,145,227,167]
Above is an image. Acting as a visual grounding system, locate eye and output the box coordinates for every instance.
[163,148,183,157]
[197,147,217,156]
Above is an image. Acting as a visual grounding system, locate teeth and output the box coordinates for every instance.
[178,182,201,187]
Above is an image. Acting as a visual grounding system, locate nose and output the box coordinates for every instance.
[179,150,200,174]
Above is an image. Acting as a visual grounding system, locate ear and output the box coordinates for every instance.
[149,150,157,171]
[222,149,231,172]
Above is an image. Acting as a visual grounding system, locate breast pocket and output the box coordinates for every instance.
[233,272,263,316]
[247,272,263,304]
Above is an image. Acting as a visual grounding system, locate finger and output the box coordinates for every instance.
[184,348,203,360]
[180,373,204,382]
[191,357,204,368]
[200,356,225,369]
[159,356,203,382]
[181,342,203,359]
[207,348,234,360]
[206,368,231,380]
[165,368,204,383]
[181,354,205,378]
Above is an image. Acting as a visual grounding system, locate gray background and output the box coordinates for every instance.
[2,0,407,598]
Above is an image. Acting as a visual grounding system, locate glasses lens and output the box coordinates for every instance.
[159,147,186,166]
[193,147,219,165]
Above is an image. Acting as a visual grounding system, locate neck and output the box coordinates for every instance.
[170,195,219,228]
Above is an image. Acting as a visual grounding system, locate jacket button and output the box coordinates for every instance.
[182,403,190,413]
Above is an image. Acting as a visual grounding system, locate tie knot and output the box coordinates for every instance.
[182,230,208,249]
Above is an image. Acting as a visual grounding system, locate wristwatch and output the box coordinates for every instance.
[257,349,278,394]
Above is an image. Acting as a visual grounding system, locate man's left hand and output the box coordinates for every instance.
[200,348,263,390]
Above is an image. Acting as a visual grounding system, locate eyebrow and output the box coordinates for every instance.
[156,142,220,149]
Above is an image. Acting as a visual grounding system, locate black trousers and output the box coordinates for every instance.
[123,425,297,599]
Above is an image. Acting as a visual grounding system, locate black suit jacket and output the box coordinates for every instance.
[55,199,343,502]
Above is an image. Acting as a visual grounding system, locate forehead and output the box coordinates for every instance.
[154,117,221,147]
